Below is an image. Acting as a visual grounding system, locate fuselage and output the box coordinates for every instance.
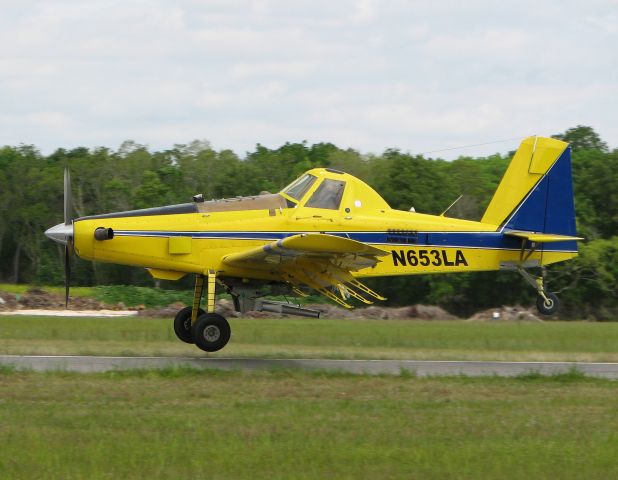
[69,168,577,282]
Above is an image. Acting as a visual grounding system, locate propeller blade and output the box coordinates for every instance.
[64,168,73,226]
[64,241,72,308]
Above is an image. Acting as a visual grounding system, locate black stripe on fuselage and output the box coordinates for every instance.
[77,203,198,221]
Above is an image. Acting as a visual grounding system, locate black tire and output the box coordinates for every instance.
[173,306,204,344]
[192,313,231,352]
[536,292,559,316]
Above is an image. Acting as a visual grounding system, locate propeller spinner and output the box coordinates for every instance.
[44,168,74,307]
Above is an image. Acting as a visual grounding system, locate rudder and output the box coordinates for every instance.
[481,136,577,237]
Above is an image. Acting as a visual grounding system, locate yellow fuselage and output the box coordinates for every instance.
[73,183,575,283]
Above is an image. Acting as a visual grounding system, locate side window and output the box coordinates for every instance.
[305,179,346,210]
[282,174,317,201]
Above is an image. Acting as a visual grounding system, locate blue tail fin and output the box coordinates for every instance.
[503,145,577,237]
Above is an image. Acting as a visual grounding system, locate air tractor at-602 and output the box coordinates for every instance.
[46,137,582,353]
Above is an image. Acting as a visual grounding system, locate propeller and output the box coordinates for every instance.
[44,169,74,308]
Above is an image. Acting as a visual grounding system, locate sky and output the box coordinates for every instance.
[1,0,617,159]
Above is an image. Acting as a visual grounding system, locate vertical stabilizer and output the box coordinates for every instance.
[481,136,576,237]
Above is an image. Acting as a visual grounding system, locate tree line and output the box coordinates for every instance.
[0,126,615,318]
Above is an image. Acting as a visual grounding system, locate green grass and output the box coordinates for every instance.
[0,283,191,307]
[89,285,195,307]
[0,283,30,294]
[0,369,616,479]
[2,316,618,361]
[0,283,95,297]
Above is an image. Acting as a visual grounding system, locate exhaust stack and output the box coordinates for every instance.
[94,227,114,241]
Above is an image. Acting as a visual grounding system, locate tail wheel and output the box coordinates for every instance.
[173,306,204,344]
[536,292,559,316]
[192,313,231,352]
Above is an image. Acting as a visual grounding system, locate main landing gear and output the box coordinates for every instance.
[172,271,232,352]
[172,273,322,353]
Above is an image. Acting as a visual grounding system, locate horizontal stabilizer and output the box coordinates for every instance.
[504,231,584,243]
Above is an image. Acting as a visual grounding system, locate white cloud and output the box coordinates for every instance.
[230,61,317,79]
[0,0,616,158]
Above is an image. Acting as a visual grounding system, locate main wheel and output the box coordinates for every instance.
[192,313,231,352]
[536,292,559,316]
[173,306,204,344]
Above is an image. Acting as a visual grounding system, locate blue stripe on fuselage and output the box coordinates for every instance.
[112,230,577,252]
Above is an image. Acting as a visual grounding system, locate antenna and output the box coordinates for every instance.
[440,194,463,217]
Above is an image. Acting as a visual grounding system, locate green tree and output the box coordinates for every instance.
[133,171,173,209]
[554,125,608,153]
[374,149,457,214]
[550,238,618,319]
[445,154,509,220]
[571,148,617,238]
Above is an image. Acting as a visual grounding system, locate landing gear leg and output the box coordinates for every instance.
[191,270,231,352]
[517,267,559,316]
[173,275,205,343]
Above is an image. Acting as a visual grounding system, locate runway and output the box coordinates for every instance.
[1,355,617,378]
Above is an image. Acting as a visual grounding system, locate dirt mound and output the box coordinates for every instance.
[4,287,124,311]
[467,305,543,322]
[215,298,242,318]
[351,304,456,320]
[138,302,188,318]
[0,291,19,310]
[139,299,243,318]
[306,303,353,318]
[138,299,457,320]
[1,289,543,323]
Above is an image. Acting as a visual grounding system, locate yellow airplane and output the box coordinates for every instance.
[46,136,582,352]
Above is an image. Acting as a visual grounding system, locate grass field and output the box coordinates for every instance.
[2,316,617,478]
[1,315,618,361]
[0,283,96,297]
[0,368,616,479]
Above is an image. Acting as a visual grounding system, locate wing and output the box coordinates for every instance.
[222,233,388,308]
[504,230,584,243]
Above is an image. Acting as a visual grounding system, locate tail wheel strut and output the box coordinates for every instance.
[517,267,559,316]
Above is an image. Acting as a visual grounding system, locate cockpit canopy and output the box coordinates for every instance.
[79,168,389,221]
[194,168,389,214]
[282,173,346,210]
[280,168,390,212]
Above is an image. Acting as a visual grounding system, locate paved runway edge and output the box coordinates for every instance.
[1,355,618,378]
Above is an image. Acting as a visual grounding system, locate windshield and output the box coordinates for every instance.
[305,179,346,209]
[282,174,317,201]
